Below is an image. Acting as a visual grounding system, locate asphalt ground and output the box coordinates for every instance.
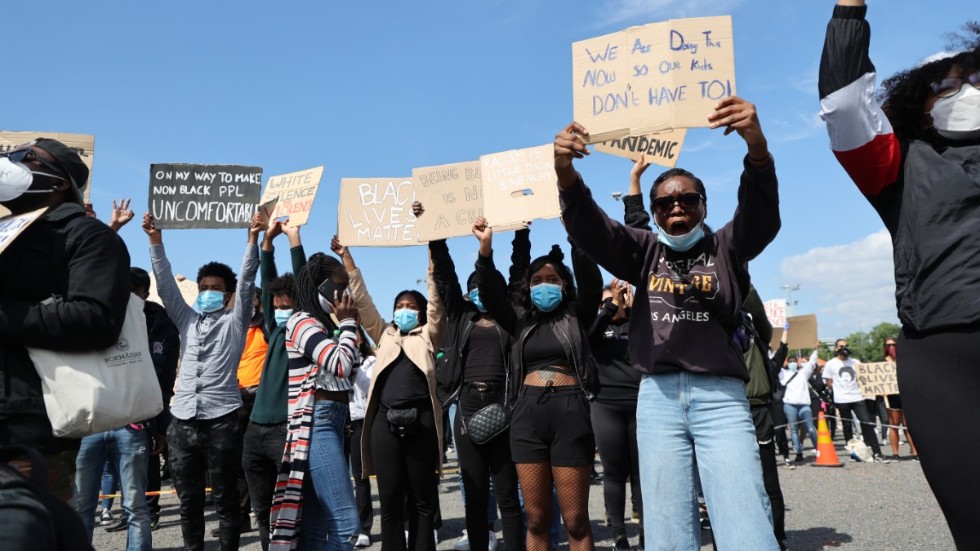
[93,433,953,551]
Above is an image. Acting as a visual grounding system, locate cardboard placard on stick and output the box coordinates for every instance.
[413,161,484,241]
[0,207,47,257]
[856,361,899,399]
[0,131,96,216]
[769,314,818,351]
[149,164,263,229]
[595,128,687,168]
[572,16,736,143]
[259,166,324,227]
[338,177,419,247]
[480,144,560,228]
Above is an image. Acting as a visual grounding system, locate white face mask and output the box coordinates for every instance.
[931,85,980,141]
[0,157,59,202]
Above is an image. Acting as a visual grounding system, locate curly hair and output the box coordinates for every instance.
[650,167,708,205]
[516,244,578,311]
[197,262,237,291]
[268,273,296,299]
[295,253,346,330]
[879,49,979,142]
[393,290,428,327]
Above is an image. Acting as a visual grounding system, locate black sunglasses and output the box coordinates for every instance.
[652,192,703,215]
[1,144,70,183]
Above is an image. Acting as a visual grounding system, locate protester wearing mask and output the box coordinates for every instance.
[822,339,890,463]
[332,236,445,551]
[269,250,361,551]
[242,220,306,551]
[554,96,781,550]
[142,211,262,551]
[472,218,602,551]
[0,139,130,516]
[819,2,980,545]
[779,347,820,466]
[881,339,918,461]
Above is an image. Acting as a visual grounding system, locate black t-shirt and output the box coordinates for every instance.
[593,317,640,405]
[463,323,505,383]
[379,351,429,408]
[523,325,570,372]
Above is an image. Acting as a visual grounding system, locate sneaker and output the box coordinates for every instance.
[783,458,795,470]
[149,515,160,531]
[872,453,893,463]
[794,453,804,464]
[892,454,901,462]
[105,519,129,533]
[912,455,920,462]
[355,534,371,548]
[99,509,115,526]
[488,530,498,551]
[613,535,630,551]
[453,530,470,551]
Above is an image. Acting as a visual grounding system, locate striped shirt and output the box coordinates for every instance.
[268,312,360,550]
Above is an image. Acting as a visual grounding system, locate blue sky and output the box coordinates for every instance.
[4,0,973,337]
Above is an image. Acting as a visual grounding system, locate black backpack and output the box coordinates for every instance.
[0,446,92,551]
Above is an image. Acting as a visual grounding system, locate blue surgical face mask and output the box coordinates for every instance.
[530,283,563,312]
[656,220,705,252]
[468,289,487,313]
[274,309,293,326]
[393,308,420,332]
[788,362,799,372]
[195,290,225,313]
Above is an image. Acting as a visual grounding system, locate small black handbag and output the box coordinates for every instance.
[462,371,511,445]
[385,407,419,438]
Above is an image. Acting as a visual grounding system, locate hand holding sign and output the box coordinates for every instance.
[707,97,769,161]
[142,212,162,245]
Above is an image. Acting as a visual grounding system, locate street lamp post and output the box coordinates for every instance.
[780,284,800,316]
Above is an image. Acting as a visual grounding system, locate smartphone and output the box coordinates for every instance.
[317,278,346,303]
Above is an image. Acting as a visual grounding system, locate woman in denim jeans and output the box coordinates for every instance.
[555,97,782,550]
[270,253,362,551]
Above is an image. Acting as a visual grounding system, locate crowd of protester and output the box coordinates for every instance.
[1,1,978,549]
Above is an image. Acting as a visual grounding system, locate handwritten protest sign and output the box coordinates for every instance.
[480,145,560,228]
[0,207,47,257]
[572,16,736,143]
[259,166,324,227]
[595,128,687,167]
[856,361,899,399]
[412,161,484,241]
[149,164,262,230]
[770,314,817,351]
[763,298,788,328]
[0,131,96,217]
[338,177,419,247]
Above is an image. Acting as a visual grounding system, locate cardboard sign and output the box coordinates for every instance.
[259,166,324,227]
[0,131,96,217]
[572,16,736,143]
[595,128,687,168]
[412,161,484,241]
[0,207,47,257]
[480,144,560,228]
[856,361,899,399]
[147,272,200,307]
[763,299,788,329]
[149,164,263,229]
[770,314,818,351]
[338,177,419,247]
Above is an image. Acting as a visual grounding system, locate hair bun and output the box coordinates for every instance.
[548,244,565,262]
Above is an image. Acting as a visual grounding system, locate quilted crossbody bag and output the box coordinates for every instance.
[462,370,510,445]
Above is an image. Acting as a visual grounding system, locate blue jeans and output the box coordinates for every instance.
[300,399,358,551]
[782,403,818,455]
[73,426,152,551]
[636,372,778,551]
[100,459,119,511]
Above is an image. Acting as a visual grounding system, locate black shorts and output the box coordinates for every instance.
[885,394,902,409]
[509,384,595,466]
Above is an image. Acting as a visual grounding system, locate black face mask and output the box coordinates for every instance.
[838,346,851,358]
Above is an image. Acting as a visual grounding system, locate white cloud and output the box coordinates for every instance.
[596,0,744,27]
[918,50,955,67]
[771,111,824,143]
[780,229,899,337]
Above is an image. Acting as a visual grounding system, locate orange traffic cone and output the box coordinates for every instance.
[812,411,843,468]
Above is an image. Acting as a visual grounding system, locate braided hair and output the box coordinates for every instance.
[294,253,346,331]
[517,244,577,310]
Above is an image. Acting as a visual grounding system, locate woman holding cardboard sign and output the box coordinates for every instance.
[554,95,781,550]
[819,1,980,546]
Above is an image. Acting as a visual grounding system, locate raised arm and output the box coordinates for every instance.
[570,240,602,330]
[819,0,902,203]
[428,238,468,320]
[260,221,283,334]
[509,228,531,298]
[624,157,653,231]
[473,219,518,335]
[334,236,387,344]
[554,123,653,286]
[286,295,361,380]
[232,214,263,334]
[144,213,196,330]
[423,249,445,348]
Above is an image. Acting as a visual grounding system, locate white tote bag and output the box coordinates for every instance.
[28,294,164,438]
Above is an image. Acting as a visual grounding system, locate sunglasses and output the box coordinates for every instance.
[885,343,896,348]
[1,144,70,183]
[930,70,980,98]
[652,192,703,215]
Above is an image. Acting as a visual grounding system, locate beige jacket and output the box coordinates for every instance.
[349,266,444,477]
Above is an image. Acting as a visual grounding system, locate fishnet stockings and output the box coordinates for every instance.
[516,462,594,551]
